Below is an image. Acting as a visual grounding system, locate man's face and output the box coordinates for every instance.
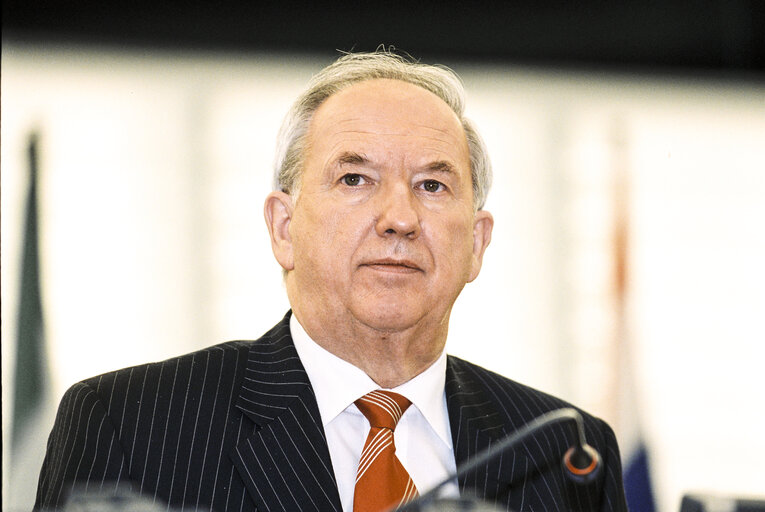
[269,78,493,336]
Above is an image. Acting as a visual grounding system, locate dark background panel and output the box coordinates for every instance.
[3,0,764,74]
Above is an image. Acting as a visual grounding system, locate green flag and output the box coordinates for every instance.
[12,131,48,455]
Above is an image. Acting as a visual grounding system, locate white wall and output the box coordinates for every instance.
[3,42,764,511]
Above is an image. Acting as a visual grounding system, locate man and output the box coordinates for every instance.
[35,51,628,511]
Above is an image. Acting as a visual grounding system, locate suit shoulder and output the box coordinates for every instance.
[72,312,294,391]
[66,313,293,404]
[447,355,569,404]
[446,355,627,510]
[74,339,254,401]
[446,355,602,425]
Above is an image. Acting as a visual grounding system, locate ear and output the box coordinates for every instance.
[467,209,493,282]
[264,191,295,271]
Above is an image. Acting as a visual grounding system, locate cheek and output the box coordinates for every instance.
[429,216,476,272]
[293,206,360,266]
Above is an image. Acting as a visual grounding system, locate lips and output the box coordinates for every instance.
[360,258,423,272]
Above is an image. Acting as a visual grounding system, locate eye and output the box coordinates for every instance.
[341,173,365,186]
[421,180,445,193]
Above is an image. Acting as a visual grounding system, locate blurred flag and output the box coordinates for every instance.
[624,441,656,512]
[611,121,656,512]
[616,340,656,512]
[13,131,47,452]
[616,328,656,512]
[9,131,52,509]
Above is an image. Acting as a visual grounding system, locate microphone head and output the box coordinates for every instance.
[562,444,602,485]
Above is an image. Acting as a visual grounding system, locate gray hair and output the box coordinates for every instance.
[273,51,492,210]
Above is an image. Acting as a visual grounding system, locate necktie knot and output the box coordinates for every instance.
[355,390,411,430]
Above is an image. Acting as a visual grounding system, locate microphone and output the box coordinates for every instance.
[397,408,601,511]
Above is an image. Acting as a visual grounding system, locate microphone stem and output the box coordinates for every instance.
[398,408,586,511]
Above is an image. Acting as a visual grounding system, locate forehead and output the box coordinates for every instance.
[305,79,469,171]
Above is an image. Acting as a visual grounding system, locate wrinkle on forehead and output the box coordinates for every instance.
[320,140,465,174]
[304,79,471,180]
[328,150,459,178]
[322,132,464,154]
[333,114,459,130]
[312,79,463,129]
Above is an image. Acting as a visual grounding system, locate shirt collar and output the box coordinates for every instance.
[289,314,452,447]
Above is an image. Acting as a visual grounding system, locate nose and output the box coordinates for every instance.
[374,183,421,239]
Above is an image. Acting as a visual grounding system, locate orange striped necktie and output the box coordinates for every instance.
[353,390,418,512]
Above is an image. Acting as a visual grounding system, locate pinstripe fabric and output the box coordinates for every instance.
[230,322,341,512]
[35,311,626,511]
[35,312,341,512]
[446,356,628,511]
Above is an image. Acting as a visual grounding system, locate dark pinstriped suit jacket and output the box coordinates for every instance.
[35,312,627,511]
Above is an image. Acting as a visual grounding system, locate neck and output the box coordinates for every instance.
[291,308,448,389]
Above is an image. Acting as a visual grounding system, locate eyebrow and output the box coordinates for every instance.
[425,160,457,174]
[335,151,369,166]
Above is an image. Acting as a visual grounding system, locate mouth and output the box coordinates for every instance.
[360,258,423,273]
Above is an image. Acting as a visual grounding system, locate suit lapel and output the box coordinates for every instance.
[445,356,534,502]
[231,313,342,512]
[445,356,606,511]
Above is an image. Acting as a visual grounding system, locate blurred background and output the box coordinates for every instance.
[3,2,764,511]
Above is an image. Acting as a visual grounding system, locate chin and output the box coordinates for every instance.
[351,304,423,333]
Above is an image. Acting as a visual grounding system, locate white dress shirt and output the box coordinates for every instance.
[290,314,459,511]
